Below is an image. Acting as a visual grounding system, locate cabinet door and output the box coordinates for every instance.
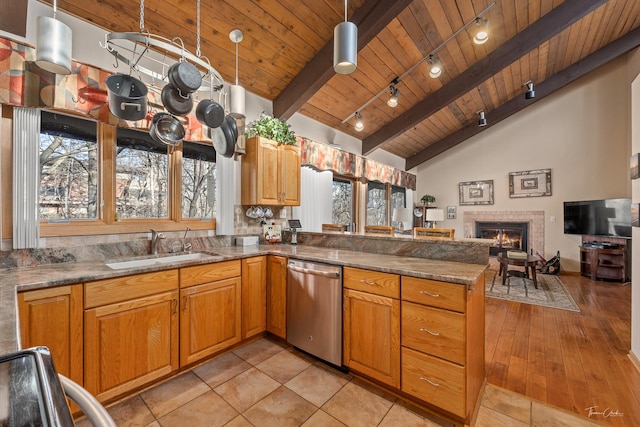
[257,138,280,204]
[18,285,83,385]
[343,288,400,388]
[84,290,179,402]
[242,256,267,339]
[266,255,287,339]
[280,144,300,205]
[180,277,241,367]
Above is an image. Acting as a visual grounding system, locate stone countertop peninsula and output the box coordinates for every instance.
[0,235,489,355]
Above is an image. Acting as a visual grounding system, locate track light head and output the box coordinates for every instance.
[477,110,487,127]
[354,112,364,131]
[473,18,490,45]
[428,54,442,78]
[524,81,535,99]
[387,85,399,108]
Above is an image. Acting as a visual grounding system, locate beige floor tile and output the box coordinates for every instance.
[75,395,155,427]
[285,365,349,407]
[475,406,529,427]
[243,386,317,426]
[232,338,286,365]
[193,352,251,388]
[214,367,280,412]
[481,384,532,424]
[301,410,346,427]
[140,372,209,418]
[379,404,442,427]
[531,401,602,426]
[157,390,237,427]
[322,381,394,427]
[224,415,254,427]
[256,349,312,383]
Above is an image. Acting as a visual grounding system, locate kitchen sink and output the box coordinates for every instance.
[105,252,220,270]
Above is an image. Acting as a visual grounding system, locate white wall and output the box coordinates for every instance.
[629,47,640,369]
[411,56,631,271]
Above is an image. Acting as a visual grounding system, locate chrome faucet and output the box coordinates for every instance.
[150,229,166,255]
[183,227,192,253]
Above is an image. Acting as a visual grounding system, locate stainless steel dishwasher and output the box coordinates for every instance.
[287,259,343,366]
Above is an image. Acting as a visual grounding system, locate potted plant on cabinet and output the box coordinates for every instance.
[245,113,297,145]
[421,194,436,207]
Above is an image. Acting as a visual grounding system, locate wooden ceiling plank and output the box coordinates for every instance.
[362,0,607,155]
[273,0,413,120]
[537,40,551,79]
[406,25,640,169]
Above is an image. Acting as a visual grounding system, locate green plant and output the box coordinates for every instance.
[421,194,436,205]
[245,112,297,145]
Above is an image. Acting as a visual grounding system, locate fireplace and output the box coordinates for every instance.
[476,221,529,256]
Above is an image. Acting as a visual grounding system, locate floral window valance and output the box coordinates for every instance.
[0,37,209,142]
[298,136,416,190]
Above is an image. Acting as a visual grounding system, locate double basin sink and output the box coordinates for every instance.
[105,251,221,270]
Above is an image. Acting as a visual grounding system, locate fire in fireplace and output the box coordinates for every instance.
[476,221,529,256]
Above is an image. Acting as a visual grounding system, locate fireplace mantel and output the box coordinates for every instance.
[463,211,544,255]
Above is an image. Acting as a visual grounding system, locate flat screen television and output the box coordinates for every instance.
[563,198,631,238]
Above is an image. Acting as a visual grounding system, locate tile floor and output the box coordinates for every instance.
[76,337,602,427]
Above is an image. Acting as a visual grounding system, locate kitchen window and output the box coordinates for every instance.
[366,181,387,226]
[332,177,355,231]
[182,142,217,219]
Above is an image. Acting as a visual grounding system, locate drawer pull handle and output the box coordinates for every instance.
[419,377,440,387]
[419,290,440,297]
[360,279,378,286]
[419,328,440,336]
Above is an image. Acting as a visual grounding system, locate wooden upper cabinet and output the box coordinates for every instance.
[241,256,267,339]
[266,255,287,339]
[241,136,300,206]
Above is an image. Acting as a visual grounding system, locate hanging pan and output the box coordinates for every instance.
[161,84,193,117]
[167,61,202,94]
[149,112,185,146]
[105,73,148,121]
[211,114,237,158]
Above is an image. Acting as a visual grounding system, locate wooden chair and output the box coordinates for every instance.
[413,227,455,240]
[364,225,395,236]
[322,223,345,233]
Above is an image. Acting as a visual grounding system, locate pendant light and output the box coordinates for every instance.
[229,29,246,118]
[333,0,357,74]
[35,0,72,74]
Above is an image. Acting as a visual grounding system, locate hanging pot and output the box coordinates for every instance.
[195,99,225,129]
[105,74,148,121]
[161,84,193,117]
[211,116,236,158]
[149,113,185,146]
[167,61,202,94]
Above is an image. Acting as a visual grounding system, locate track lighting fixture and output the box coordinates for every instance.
[387,84,399,108]
[473,18,490,45]
[477,110,487,127]
[334,0,358,74]
[354,112,364,131]
[524,81,535,99]
[428,54,442,78]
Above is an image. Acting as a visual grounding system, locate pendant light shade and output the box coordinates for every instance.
[229,29,246,118]
[36,15,72,75]
[334,0,357,75]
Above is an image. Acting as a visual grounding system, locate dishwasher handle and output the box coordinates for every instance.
[288,264,340,278]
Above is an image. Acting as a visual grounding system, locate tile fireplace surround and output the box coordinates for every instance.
[463,210,545,255]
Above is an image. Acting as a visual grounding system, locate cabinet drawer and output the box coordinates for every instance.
[180,260,241,288]
[344,267,400,299]
[402,276,466,312]
[401,302,465,365]
[401,347,466,418]
[85,269,178,309]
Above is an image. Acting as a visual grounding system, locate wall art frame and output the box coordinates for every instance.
[459,180,494,205]
[508,169,552,198]
[446,205,457,219]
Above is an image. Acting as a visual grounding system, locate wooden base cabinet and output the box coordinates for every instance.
[241,256,267,339]
[343,267,400,388]
[266,255,287,339]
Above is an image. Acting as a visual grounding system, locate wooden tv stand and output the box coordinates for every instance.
[580,235,630,282]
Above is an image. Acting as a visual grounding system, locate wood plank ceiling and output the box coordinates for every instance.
[43,0,640,169]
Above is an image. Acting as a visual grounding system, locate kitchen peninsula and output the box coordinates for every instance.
[0,233,489,425]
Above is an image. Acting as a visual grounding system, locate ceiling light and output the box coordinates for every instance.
[428,54,442,78]
[387,85,399,108]
[477,110,487,127]
[473,18,490,45]
[524,80,535,99]
[35,0,72,74]
[229,29,246,118]
[354,112,364,131]
[334,0,358,74]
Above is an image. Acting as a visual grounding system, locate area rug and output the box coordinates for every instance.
[485,269,580,312]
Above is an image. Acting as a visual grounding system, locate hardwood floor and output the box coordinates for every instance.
[485,272,640,427]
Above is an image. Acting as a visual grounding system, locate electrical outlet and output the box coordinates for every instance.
[550,215,556,222]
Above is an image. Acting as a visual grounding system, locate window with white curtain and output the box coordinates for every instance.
[292,166,333,232]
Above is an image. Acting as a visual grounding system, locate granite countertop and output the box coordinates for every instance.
[0,244,487,354]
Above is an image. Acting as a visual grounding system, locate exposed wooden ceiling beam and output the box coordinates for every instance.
[362,0,608,156]
[405,25,640,170]
[273,0,412,121]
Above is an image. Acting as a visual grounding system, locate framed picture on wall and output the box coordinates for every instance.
[631,154,640,179]
[459,180,494,205]
[508,169,552,198]
[446,205,456,219]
